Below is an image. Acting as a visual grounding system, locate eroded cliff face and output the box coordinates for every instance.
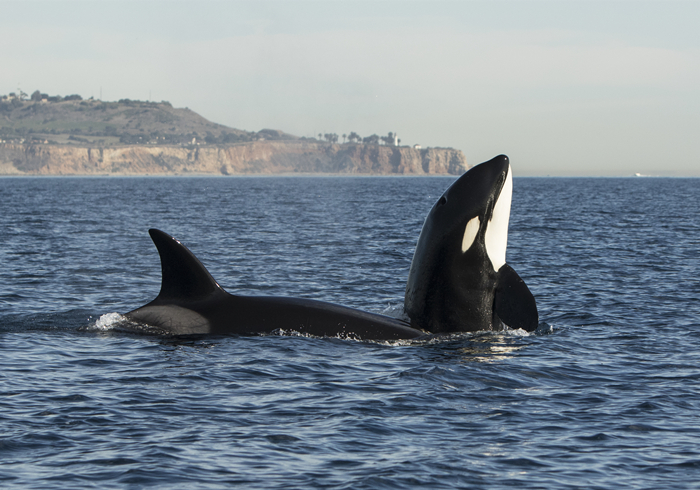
[0,141,468,176]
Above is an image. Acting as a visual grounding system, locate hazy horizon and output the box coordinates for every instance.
[2,0,699,176]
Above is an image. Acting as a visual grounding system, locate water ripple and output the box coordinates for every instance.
[1,177,700,488]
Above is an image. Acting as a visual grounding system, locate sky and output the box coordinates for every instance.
[1,0,699,176]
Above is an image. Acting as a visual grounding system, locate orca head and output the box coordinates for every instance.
[430,154,512,271]
[405,154,536,333]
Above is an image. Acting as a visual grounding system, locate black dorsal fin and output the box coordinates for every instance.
[148,229,226,302]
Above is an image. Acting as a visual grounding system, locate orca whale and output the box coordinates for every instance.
[405,154,538,333]
[125,229,426,340]
[124,154,537,338]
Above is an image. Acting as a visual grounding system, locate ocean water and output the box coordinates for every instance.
[1,175,699,489]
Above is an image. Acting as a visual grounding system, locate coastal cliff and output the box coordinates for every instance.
[0,141,468,176]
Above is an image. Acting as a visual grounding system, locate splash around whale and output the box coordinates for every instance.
[123,155,538,339]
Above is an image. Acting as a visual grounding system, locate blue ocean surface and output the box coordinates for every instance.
[1,175,699,489]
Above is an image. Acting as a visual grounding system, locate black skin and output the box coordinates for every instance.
[126,229,427,340]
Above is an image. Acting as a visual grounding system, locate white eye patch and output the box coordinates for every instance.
[461,216,480,252]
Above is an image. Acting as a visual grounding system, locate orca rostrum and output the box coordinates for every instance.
[405,154,538,333]
[124,154,537,338]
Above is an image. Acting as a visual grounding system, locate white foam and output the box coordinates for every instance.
[484,165,512,271]
[93,312,126,331]
[461,216,480,253]
[502,327,530,337]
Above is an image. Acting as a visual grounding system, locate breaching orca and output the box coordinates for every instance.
[125,229,426,340]
[124,154,537,338]
[405,154,538,333]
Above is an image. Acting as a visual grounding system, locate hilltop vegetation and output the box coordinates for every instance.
[0,92,294,146]
[1,92,416,152]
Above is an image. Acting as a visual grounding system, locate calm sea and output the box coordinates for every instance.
[1,175,699,489]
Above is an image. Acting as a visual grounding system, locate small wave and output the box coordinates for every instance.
[268,328,318,339]
[86,313,181,336]
[535,322,555,335]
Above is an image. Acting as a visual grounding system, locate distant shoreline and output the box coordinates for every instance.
[0,171,459,178]
[0,140,468,176]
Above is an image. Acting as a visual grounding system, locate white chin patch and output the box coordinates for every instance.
[461,216,480,253]
[484,165,512,271]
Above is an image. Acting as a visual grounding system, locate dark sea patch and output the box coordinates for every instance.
[1,176,700,488]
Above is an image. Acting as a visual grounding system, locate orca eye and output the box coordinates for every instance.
[437,196,447,206]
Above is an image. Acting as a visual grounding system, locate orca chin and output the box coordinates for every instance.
[404,154,538,333]
[123,154,537,339]
[125,229,426,341]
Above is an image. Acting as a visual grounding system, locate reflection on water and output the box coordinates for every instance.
[455,336,526,363]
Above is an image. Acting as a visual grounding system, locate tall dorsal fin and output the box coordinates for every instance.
[148,229,227,302]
